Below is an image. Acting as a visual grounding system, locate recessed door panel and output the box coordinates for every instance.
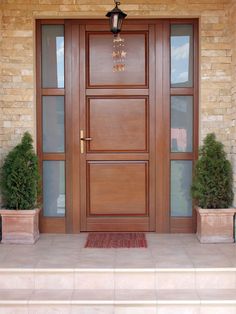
[88,162,148,215]
[87,98,148,152]
[88,33,147,87]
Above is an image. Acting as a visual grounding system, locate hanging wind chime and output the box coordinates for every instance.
[106,0,127,72]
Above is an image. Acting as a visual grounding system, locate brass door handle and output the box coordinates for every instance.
[80,130,92,154]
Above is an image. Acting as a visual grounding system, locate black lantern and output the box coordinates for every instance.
[106,0,127,35]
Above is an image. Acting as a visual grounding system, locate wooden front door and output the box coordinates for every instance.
[76,23,156,231]
[37,19,198,233]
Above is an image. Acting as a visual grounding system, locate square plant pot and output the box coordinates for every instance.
[0,208,40,244]
[196,207,236,243]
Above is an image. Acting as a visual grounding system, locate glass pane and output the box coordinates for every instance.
[171,161,192,217]
[43,161,65,217]
[171,96,193,152]
[43,96,64,153]
[42,25,64,88]
[171,24,193,87]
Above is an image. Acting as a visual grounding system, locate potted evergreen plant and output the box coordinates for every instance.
[191,133,235,243]
[0,132,41,244]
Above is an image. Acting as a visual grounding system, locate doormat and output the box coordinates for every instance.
[85,232,147,248]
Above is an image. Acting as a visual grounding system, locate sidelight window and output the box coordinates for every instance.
[171,96,193,153]
[171,24,193,88]
[170,22,197,220]
[38,23,66,222]
[42,25,64,88]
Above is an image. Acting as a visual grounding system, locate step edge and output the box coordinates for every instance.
[0,267,235,273]
[1,300,236,305]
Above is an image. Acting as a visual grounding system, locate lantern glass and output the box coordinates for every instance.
[112,13,119,33]
[117,15,124,32]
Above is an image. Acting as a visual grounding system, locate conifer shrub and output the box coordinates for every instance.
[0,132,40,210]
[191,133,233,209]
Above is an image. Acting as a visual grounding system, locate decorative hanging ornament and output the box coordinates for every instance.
[112,34,127,72]
[106,0,127,72]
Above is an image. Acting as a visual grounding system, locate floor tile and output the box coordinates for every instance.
[0,271,35,289]
[195,271,236,289]
[74,271,115,289]
[156,271,195,289]
[0,233,235,270]
[0,289,33,300]
[115,305,157,314]
[30,289,73,301]
[34,271,74,290]
[157,304,200,314]
[197,289,236,301]
[115,271,156,289]
[157,289,199,301]
[71,305,113,314]
[0,305,28,314]
[115,289,156,301]
[28,305,71,314]
[72,289,114,301]
[200,305,236,314]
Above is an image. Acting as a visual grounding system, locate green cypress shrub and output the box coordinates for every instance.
[0,132,40,210]
[191,133,234,209]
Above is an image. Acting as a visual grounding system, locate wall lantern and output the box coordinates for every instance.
[106,0,127,36]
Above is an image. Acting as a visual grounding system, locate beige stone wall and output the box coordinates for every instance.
[230,0,236,203]
[1,0,236,201]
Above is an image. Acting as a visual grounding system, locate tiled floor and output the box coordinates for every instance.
[0,234,236,313]
[0,233,235,269]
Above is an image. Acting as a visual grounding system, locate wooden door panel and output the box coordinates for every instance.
[88,32,148,87]
[79,23,155,232]
[87,98,148,152]
[87,161,148,216]
[86,217,149,232]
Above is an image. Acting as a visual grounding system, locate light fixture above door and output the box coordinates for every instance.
[106,1,127,72]
[106,0,127,36]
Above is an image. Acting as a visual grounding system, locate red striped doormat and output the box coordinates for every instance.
[85,233,147,248]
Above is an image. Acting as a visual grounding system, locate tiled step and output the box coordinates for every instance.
[0,268,236,290]
[0,289,236,314]
[0,267,235,313]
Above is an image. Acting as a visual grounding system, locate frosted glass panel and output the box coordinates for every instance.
[171,161,192,217]
[42,25,64,88]
[171,96,193,152]
[171,24,193,87]
[43,96,64,153]
[43,161,65,217]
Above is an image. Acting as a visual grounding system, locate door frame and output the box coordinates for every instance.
[36,18,199,233]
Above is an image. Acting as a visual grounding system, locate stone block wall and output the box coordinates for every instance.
[0,0,236,202]
[230,0,236,203]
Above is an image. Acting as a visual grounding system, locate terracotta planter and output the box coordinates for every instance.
[0,208,40,244]
[196,207,236,243]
